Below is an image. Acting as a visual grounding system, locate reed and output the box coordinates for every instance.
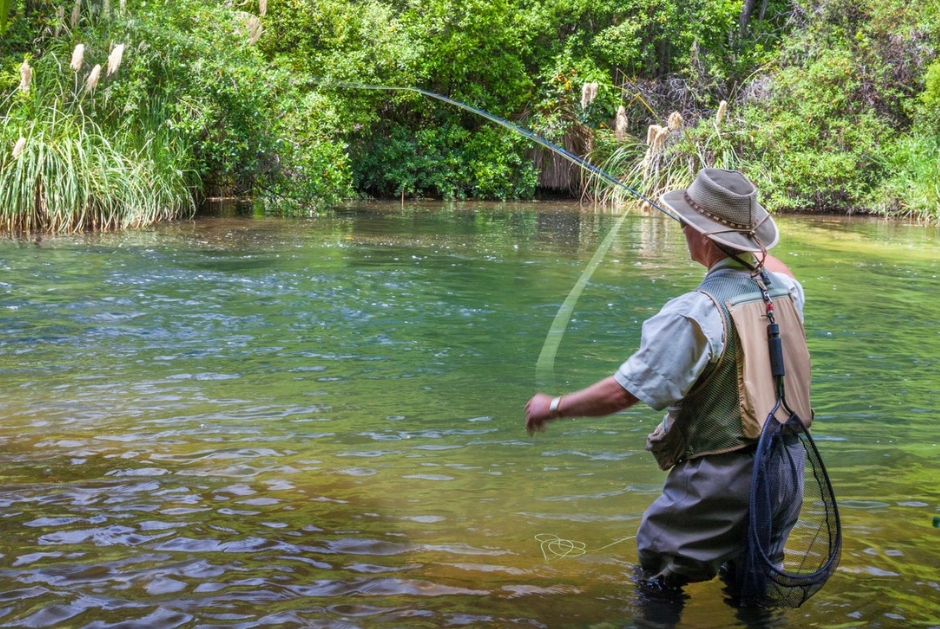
[248,16,262,45]
[85,64,101,92]
[12,137,26,158]
[55,6,66,36]
[0,112,195,232]
[589,105,745,209]
[18,60,32,93]
[0,39,198,233]
[615,106,628,142]
[581,82,598,110]
[71,44,85,72]
[716,100,728,125]
[668,111,683,130]
[106,44,125,76]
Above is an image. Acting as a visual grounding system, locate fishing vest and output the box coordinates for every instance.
[646,268,813,470]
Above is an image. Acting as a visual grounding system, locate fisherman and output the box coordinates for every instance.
[524,168,812,592]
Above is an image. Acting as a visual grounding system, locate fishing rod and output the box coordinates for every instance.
[326,82,681,387]
[324,82,680,222]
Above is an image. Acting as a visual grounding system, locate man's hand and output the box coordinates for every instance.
[525,393,556,435]
[524,377,638,437]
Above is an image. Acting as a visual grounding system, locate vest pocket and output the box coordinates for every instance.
[646,420,688,471]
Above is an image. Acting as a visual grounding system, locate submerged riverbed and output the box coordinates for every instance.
[0,202,938,627]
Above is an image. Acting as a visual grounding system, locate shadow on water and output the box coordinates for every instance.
[198,197,260,218]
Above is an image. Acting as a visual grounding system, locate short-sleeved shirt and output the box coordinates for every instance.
[614,258,805,414]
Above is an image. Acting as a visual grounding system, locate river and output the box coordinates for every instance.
[0,202,937,627]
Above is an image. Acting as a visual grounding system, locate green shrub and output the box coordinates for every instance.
[351,117,537,200]
[867,131,940,220]
[0,0,357,229]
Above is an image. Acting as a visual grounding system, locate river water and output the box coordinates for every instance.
[0,202,937,628]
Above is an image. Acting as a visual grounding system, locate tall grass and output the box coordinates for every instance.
[589,103,743,209]
[1,109,195,232]
[1,35,197,233]
[868,132,940,222]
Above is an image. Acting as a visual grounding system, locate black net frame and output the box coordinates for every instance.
[737,410,842,607]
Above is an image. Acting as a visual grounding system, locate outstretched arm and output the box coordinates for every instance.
[525,376,638,435]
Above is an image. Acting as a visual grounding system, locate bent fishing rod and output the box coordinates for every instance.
[322,82,681,222]
[324,82,681,387]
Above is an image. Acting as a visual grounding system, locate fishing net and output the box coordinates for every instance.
[735,408,842,607]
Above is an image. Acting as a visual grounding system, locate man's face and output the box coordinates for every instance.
[682,222,710,267]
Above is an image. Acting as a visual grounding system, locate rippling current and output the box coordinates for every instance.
[0,203,938,628]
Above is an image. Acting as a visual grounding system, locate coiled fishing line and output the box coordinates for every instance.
[536,533,635,562]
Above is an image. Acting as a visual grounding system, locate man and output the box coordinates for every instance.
[525,168,811,591]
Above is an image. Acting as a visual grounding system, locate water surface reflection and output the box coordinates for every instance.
[0,203,938,627]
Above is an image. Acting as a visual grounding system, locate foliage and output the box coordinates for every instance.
[0,0,9,34]
[727,0,938,215]
[352,117,537,200]
[921,60,940,112]
[2,0,940,230]
[0,0,353,231]
[867,131,940,220]
[738,48,893,211]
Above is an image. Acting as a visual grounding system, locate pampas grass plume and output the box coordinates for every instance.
[581,82,598,109]
[259,0,267,16]
[107,44,126,76]
[248,16,263,45]
[13,137,27,159]
[86,64,102,92]
[615,106,628,142]
[18,60,33,92]
[668,111,683,130]
[646,124,667,152]
[71,44,85,72]
[716,100,728,125]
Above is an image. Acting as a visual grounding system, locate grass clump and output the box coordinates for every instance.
[0,0,352,232]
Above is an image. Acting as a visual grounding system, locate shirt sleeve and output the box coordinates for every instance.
[614,291,725,411]
[770,272,806,320]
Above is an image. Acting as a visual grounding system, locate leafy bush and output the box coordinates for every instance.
[4,0,939,227]
[0,17,198,231]
[0,0,358,229]
[351,116,537,200]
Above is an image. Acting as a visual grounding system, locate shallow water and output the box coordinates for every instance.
[0,202,938,628]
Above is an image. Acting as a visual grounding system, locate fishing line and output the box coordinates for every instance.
[536,533,635,562]
[325,82,681,385]
[535,210,628,388]
[325,82,677,219]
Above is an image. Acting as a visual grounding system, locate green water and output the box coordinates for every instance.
[0,203,938,628]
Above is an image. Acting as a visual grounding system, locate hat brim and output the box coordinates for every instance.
[660,189,779,252]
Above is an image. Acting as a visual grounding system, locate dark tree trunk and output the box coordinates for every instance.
[739,0,758,36]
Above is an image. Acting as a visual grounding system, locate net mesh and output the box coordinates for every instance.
[736,410,841,607]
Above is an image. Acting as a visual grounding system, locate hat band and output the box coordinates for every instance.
[684,191,753,231]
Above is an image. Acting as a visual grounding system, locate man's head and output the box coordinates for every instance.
[660,169,779,254]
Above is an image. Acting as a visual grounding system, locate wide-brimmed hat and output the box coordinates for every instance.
[660,168,779,252]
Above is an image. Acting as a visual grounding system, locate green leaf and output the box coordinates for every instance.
[0,0,10,33]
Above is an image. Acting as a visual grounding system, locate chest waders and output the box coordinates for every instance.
[735,269,842,608]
